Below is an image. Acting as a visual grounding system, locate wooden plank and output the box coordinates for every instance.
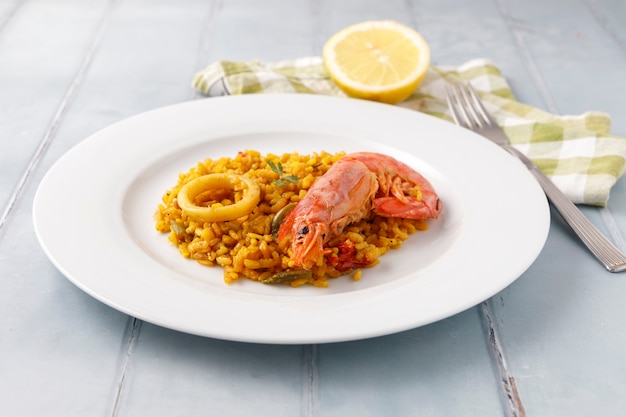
[0,0,112,220]
[205,0,318,62]
[317,311,503,416]
[0,3,132,416]
[479,0,626,415]
[116,324,307,416]
[0,0,215,415]
[0,204,131,416]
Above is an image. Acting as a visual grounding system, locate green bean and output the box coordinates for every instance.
[260,269,313,285]
[271,202,297,238]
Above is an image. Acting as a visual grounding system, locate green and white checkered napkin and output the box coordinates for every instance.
[193,57,626,206]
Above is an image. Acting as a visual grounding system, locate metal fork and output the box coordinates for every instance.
[445,82,626,272]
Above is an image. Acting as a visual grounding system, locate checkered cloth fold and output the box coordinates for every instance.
[193,57,626,206]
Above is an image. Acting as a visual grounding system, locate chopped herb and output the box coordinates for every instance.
[268,161,299,186]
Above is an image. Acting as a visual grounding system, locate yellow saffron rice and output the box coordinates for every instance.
[154,150,428,287]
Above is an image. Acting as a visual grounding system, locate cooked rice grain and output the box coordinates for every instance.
[154,150,428,287]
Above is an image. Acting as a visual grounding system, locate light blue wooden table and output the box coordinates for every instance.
[1,0,625,416]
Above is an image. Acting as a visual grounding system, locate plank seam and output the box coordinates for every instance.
[111,317,143,417]
[600,207,626,252]
[479,302,527,417]
[302,345,320,417]
[584,0,626,55]
[0,0,26,36]
[309,0,322,56]
[493,0,559,114]
[403,0,420,30]
[189,0,223,101]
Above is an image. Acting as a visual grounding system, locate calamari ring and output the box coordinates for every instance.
[177,173,260,222]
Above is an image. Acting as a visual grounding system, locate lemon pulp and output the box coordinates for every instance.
[323,20,430,104]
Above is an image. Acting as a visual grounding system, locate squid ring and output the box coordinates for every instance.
[177,173,260,222]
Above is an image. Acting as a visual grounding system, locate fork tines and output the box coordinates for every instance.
[445,83,493,129]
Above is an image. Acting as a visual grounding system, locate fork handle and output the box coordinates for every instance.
[505,146,626,272]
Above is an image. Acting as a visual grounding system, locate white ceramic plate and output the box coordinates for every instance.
[33,94,549,344]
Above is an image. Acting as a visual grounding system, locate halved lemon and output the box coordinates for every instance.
[323,20,430,104]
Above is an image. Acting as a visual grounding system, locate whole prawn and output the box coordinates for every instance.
[278,152,442,269]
